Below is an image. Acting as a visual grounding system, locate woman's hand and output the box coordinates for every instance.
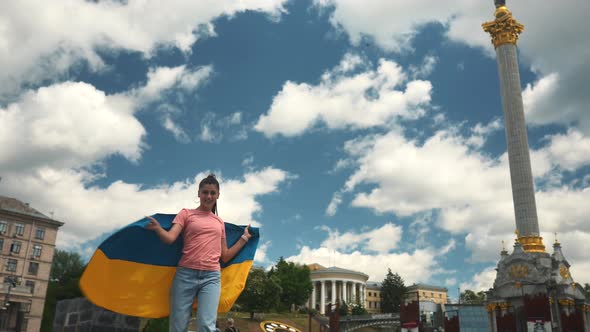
[145,216,161,231]
[243,224,252,239]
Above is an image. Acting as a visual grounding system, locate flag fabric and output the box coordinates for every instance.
[80,214,259,318]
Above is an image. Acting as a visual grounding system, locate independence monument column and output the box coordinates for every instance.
[482,0,544,252]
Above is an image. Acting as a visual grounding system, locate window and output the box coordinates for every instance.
[35,228,45,240]
[10,241,21,254]
[439,294,442,298]
[0,222,7,234]
[431,292,434,297]
[15,224,24,236]
[25,280,35,293]
[0,238,3,251]
[6,259,17,272]
[28,262,39,275]
[32,245,42,258]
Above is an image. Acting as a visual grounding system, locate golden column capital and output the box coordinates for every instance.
[482,6,524,48]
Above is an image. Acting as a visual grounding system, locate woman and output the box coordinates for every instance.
[146,174,251,332]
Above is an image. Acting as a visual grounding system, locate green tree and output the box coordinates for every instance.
[268,257,313,311]
[237,267,281,319]
[338,301,349,316]
[351,304,368,315]
[583,283,590,297]
[380,269,407,313]
[460,289,486,304]
[41,249,86,332]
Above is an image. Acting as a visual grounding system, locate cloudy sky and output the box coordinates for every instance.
[1,0,589,300]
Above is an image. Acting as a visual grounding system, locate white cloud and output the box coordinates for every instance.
[0,0,287,98]
[342,130,511,217]
[466,119,502,148]
[317,223,402,254]
[254,55,432,137]
[136,65,213,103]
[325,191,342,216]
[544,130,590,171]
[0,82,144,171]
[286,224,455,283]
[162,115,190,143]
[459,266,496,292]
[197,111,248,143]
[287,246,439,283]
[409,55,438,79]
[445,278,457,286]
[0,167,291,249]
[254,241,271,264]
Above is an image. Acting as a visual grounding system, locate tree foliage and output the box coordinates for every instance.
[237,267,282,318]
[584,283,590,297]
[460,289,486,304]
[351,304,368,315]
[380,268,407,313]
[268,257,313,311]
[41,249,86,332]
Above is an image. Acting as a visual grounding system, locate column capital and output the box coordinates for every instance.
[482,5,524,48]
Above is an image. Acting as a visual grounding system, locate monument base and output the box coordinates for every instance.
[486,241,590,331]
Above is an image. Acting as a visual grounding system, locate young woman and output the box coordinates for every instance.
[146,174,251,332]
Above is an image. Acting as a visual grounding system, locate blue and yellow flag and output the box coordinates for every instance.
[80,214,259,318]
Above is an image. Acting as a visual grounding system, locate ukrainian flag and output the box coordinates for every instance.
[80,214,259,318]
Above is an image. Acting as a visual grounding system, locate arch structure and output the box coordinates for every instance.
[308,264,369,314]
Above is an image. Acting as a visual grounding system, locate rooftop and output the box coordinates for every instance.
[0,195,64,226]
[407,283,448,292]
[310,265,369,279]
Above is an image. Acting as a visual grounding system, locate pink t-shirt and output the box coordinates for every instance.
[173,208,226,271]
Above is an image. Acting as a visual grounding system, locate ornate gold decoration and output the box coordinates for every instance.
[559,298,575,307]
[560,266,571,280]
[517,235,546,252]
[486,303,498,312]
[498,302,510,310]
[571,282,577,290]
[510,265,529,279]
[514,281,522,288]
[583,305,590,313]
[549,297,554,304]
[482,5,524,48]
[554,232,559,244]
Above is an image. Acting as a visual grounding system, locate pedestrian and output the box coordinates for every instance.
[146,174,252,332]
[225,317,239,332]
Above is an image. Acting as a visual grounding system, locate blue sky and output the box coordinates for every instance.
[1,0,590,300]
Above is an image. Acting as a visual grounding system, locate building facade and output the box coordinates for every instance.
[308,264,369,314]
[405,283,448,305]
[365,281,382,314]
[0,196,64,332]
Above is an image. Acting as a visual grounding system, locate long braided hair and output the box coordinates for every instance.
[199,173,219,215]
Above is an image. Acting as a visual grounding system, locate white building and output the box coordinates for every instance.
[308,264,369,314]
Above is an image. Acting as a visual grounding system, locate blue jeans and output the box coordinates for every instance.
[169,267,221,332]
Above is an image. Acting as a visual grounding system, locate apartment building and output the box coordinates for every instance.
[0,196,63,332]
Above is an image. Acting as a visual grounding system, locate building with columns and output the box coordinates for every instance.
[308,264,369,314]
